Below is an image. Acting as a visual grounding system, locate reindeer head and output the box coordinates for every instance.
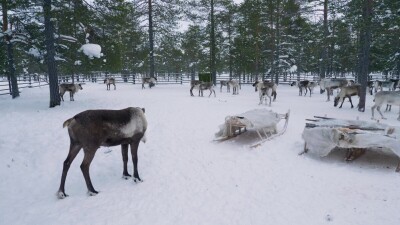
[252,81,259,91]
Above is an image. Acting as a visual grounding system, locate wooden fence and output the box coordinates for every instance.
[0,72,396,96]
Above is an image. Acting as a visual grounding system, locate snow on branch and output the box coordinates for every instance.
[78,43,103,59]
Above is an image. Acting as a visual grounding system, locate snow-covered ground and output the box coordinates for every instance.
[1,82,400,225]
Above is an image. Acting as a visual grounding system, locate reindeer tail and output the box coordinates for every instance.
[63,118,74,128]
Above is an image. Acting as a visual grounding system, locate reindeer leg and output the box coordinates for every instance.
[376,106,386,119]
[130,138,142,183]
[57,143,82,199]
[308,87,312,97]
[397,106,400,121]
[121,144,131,179]
[349,96,354,108]
[339,97,345,108]
[70,92,74,101]
[81,147,98,195]
[326,88,330,101]
[190,86,194,96]
[268,95,272,106]
[371,105,376,119]
[396,160,400,172]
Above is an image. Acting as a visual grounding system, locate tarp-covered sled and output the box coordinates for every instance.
[302,116,400,172]
[214,109,290,147]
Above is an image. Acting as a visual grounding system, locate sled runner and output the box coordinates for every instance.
[214,109,290,147]
[301,116,400,172]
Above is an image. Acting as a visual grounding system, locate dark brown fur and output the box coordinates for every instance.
[57,107,147,199]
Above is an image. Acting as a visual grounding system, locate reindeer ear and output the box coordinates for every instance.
[141,108,145,113]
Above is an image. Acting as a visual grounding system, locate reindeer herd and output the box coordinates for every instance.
[58,76,400,122]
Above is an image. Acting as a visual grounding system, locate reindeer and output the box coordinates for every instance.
[190,80,203,96]
[227,80,240,95]
[104,77,116,90]
[252,80,277,106]
[371,91,400,121]
[142,77,157,89]
[334,85,360,108]
[220,80,230,92]
[319,78,348,101]
[290,80,317,97]
[374,80,398,93]
[367,81,374,95]
[199,82,216,97]
[59,83,83,101]
[57,107,147,199]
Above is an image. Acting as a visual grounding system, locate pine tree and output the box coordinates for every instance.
[44,0,61,107]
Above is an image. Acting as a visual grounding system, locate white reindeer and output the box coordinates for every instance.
[227,80,240,95]
[252,80,277,106]
[371,91,400,121]
[320,78,348,101]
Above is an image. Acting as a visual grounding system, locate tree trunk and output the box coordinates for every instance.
[320,0,329,79]
[210,0,216,85]
[357,0,373,112]
[274,0,281,84]
[2,0,19,98]
[44,0,61,108]
[148,0,155,77]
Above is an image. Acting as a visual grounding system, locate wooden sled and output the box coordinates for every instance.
[214,109,290,148]
[301,116,400,172]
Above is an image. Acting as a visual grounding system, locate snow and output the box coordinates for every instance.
[1,83,400,225]
[78,43,102,59]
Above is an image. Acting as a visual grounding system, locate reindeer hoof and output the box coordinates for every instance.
[133,177,143,183]
[88,190,99,196]
[122,174,131,180]
[57,191,68,199]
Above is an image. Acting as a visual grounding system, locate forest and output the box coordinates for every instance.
[0,0,399,107]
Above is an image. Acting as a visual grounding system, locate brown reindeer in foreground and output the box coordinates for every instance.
[57,107,147,199]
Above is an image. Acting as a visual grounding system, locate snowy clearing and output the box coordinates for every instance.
[1,82,400,225]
